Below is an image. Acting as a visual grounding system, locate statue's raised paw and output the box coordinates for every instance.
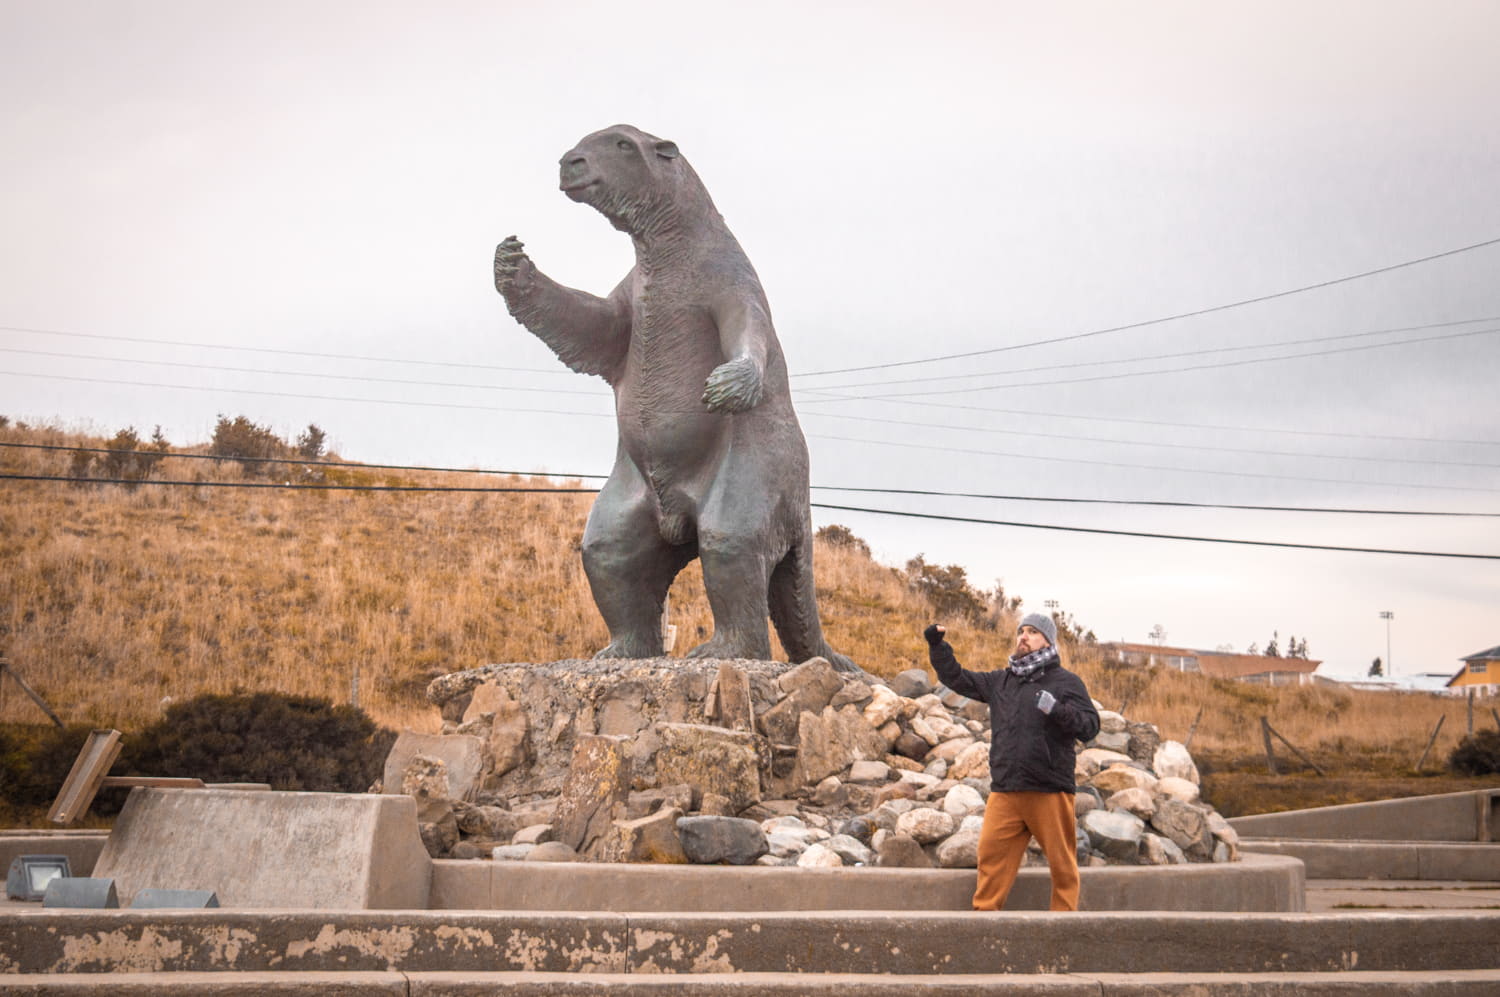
[494,235,534,295]
[701,356,765,413]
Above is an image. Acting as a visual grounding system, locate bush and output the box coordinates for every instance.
[904,553,990,624]
[0,724,102,811]
[1449,729,1500,776]
[816,523,870,557]
[123,692,396,792]
[210,414,288,477]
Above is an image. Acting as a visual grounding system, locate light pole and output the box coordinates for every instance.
[1379,611,1394,678]
[1045,599,1060,635]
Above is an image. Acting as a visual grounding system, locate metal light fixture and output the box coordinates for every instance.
[6,855,71,902]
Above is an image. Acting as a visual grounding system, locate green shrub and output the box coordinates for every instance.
[0,724,102,811]
[210,414,288,477]
[122,692,396,792]
[1448,729,1500,776]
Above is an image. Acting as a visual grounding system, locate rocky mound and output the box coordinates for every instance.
[384,657,1239,869]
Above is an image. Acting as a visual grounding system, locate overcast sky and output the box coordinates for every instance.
[3,1,1497,680]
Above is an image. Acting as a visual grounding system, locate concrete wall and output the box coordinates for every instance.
[1239,841,1500,881]
[430,853,1303,913]
[1230,790,1500,842]
[91,788,430,909]
[0,831,108,880]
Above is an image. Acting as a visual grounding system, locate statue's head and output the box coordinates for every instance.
[558,125,711,235]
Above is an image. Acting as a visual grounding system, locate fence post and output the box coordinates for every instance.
[1259,716,1279,775]
[1415,714,1446,771]
[0,659,65,729]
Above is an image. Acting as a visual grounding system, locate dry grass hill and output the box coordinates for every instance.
[1,418,1494,817]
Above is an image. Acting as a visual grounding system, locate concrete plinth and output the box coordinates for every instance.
[430,852,1303,913]
[91,788,430,909]
[1229,790,1500,843]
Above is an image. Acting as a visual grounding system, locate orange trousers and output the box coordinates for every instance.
[973,791,1080,911]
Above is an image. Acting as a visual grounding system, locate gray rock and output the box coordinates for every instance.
[1081,808,1145,861]
[889,669,934,699]
[529,841,580,862]
[830,680,873,709]
[676,815,768,865]
[1151,798,1214,859]
[936,827,981,869]
[552,734,633,857]
[1125,721,1161,767]
[847,759,891,784]
[513,823,555,845]
[837,816,874,842]
[492,843,535,861]
[1089,730,1131,753]
[824,833,874,866]
[1141,831,1187,866]
[895,807,957,844]
[875,832,932,868]
[893,731,930,761]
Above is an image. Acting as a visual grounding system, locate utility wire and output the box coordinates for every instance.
[805,396,1500,448]
[0,324,570,376]
[807,433,1500,494]
[0,371,614,419]
[3,471,1488,559]
[6,441,1493,515]
[798,316,1500,391]
[0,347,609,397]
[808,502,1499,561]
[797,326,1499,399]
[792,233,1500,376]
[799,411,1497,469]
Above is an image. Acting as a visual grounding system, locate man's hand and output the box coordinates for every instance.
[923,623,947,646]
[1036,690,1056,715]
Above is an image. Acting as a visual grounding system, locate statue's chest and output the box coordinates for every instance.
[631,264,715,352]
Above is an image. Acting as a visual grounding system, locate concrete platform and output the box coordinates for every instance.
[0,830,108,880]
[1306,879,1500,912]
[4,909,1500,975]
[4,969,1500,995]
[1243,840,1500,880]
[91,788,430,909]
[432,852,1304,913]
[1229,789,1500,843]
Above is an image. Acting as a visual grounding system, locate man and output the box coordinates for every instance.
[924,613,1100,911]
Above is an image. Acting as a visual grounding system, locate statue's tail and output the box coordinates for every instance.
[768,532,864,677]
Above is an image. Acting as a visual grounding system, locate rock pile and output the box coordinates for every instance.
[386,656,1240,869]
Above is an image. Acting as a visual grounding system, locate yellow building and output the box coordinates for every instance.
[1445,645,1500,696]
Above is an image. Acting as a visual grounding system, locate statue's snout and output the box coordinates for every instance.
[559,150,590,192]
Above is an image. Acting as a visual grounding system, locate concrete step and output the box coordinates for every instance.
[5,910,1500,976]
[1241,839,1500,880]
[4,969,1500,995]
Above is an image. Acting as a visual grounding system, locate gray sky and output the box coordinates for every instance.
[3,1,1497,679]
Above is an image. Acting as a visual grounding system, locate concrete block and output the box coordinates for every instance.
[91,788,431,909]
[0,972,409,995]
[0,831,108,878]
[382,732,485,801]
[1242,841,1420,880]
[1230,790,1499,842]
[1419,843,1500,881]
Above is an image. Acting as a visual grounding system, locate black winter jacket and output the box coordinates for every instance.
[929,640,1100,794]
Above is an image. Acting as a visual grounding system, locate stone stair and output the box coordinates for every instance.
[3,909,1499,994]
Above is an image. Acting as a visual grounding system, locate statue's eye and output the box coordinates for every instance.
[617,140,633,152]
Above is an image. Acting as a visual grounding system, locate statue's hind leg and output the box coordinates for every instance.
[685,470,778,661]
[583,461,693,659]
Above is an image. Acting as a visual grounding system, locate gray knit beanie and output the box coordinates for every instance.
[1019,612,1057,647]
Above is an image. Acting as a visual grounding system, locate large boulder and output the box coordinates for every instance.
[552,734,633,858]
[645,722,762,814]
[676,816,767,865]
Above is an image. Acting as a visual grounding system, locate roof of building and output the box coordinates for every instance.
[1099,641,1321,679]
[1460,645,1500,662]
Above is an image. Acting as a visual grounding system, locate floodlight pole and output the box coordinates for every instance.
[1379,611,1394,679]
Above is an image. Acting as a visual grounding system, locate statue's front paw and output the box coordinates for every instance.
[701,356,764,413]
[494,235,534,296]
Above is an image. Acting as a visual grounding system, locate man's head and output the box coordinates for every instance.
[1015,612,1057,656]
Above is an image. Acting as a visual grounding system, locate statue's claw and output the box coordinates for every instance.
[701,356,765,413]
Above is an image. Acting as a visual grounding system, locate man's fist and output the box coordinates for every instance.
[1036,690,1056,715]
[923,623,947,646]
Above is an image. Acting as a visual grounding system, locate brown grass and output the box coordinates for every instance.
[2,422,1496,816]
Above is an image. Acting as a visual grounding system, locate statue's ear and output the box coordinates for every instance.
[653,140,680,160]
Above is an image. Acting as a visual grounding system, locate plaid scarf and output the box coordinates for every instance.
[1008,644,1059,679]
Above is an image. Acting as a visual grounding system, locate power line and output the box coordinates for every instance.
[800,411,1497,469]
[0,371,614,419]
[0,473,600,494]
[5,473,1488,558]
[0,347,609,397]
[807,433,1500,494]
[0,324,570,377]
[809,502,1500,561]
[792,233,1500,376]
[804,397,1500,448]
[815,485,1499,517]
[6,441,1494,514]
[796,316,1500,392]
[797,326,1499,399]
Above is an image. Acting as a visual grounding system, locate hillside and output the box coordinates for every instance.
[2,420,1494,816]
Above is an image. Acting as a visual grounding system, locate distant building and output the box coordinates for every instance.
[1445,645,1500,697]
[1099,642,1320,686]
[1332,672,1464,696]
